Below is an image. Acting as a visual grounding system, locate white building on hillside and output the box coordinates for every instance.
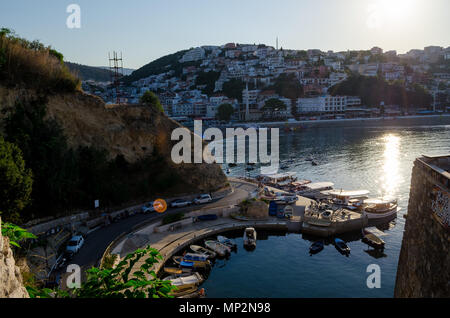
[180,47,206,63]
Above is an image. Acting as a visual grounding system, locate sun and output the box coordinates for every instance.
[367,0,417,29]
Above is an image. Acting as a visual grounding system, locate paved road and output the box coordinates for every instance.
[55,180,255,281]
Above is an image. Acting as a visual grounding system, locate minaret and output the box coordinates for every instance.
[245,80,250,121]
[276,37,278,50]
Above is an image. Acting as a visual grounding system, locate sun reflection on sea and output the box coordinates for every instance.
[379,134,402,197]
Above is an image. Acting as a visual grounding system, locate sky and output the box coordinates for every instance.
[1,0,449,69]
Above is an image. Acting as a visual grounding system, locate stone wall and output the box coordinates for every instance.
[0,218,29,298]
[394,156,450,298]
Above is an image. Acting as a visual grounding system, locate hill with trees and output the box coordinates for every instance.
[65,62,113,82]
[329,75,432,110]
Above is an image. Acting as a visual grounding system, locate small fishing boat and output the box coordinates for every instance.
[362,229,385,249]
[204,240,230,257]
[311,160,318,166]
[243,228,257,248]
[228,163,237,167]
[169,285,201,298]
[164,272,204,286]
[190,245,217,259]
[334,238,350,254]
[280,164,289,170]
[217,235,237,250]
[177,288,206,299]
[362,198,398,219]
[309,241,324,254]
[163,267,192,275]
[172,255,210,269]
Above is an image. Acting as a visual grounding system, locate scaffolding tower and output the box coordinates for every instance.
[108,51,124,104]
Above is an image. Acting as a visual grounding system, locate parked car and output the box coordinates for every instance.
[170,199,191,208]
[141,202,156,213]
[193,194,212,205]
[66,235,84,253]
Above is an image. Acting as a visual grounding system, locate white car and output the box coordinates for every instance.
[141,202,156,213]
[193,194,213,205]
[66,235,84,253]
[170,199,191,208]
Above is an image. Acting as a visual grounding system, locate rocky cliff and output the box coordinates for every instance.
[0,85,227,194]
[395,155,450,298]
[0,218,29,298]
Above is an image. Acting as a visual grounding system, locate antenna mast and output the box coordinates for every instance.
[108,51,124,104]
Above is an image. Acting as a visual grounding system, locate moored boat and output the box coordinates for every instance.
[361,229,385,249]
[362,198,398,219]
[163,267,192,275]
[204,240,230,257]
[334,238,350,254]
[296,182,334,199]
[164,272,204,286]
[217,235,237,250]
[190,245,217,259]
[309,241,324,254]
[172,254,211,268]
[243,227,257,248]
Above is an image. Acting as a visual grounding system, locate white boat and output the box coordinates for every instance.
[362,198,398,219]
[243,228,257,247]
[323,189,370,208]
[217,235,237,249]
[296,182,334,199]
[163,272,204,287]
[190,245,217,259]
[204,240,230,256]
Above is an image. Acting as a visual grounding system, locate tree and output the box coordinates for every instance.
[0,136,33,222]
[222,79,245,102]
[27,245,176,298]
[272,73,304,100]
[140,91,164,112]
[216,103,235,121]
[262,98,286,119]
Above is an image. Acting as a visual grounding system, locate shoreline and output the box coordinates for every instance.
[228,114,450,129]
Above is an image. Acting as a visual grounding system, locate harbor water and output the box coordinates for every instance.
[201,124,450,297]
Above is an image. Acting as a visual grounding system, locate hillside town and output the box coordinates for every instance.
[83,43,450,124]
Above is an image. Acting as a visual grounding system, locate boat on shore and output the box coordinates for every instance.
[309,241,324,254]
[217,235,237,250]
[361,229,385,249]
[177,288,206,299]
[243,228,257,248]
[204,240,230,256]
[190,245,217,259]
[334,238,350,254]
[362,198,398,219]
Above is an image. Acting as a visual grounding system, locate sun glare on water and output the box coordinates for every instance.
[379,134,402,197]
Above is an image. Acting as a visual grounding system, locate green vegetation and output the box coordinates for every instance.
[140,91,164,112]
[101,254,118,270]
[271,73,304,100]
[195,71,220,95]
[216,103,235,121]
[2,98,183,222]
[0,136,33,223]
[262,98,287,118]
[65,62,113,82]
[0,28,80,93]
[329,75,433,110]
[0,221,36,248]
[123,50,204,84]
[162,212,185,225]
[222,79,245,102]
[27,245,175,298]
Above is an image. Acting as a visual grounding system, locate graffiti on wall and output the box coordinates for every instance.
[431,186,450,229]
